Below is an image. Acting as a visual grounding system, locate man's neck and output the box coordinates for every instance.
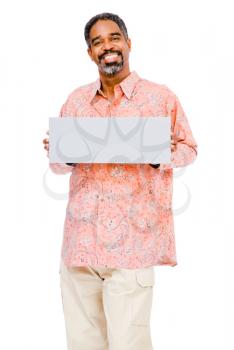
[99,68,131,100]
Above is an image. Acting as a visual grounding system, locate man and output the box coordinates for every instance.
[43,12,197,350]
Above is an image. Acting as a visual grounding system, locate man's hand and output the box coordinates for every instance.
[43,130,76,166]
[43,130,49,155]
[171,129,185,152]
[149,129,185,168]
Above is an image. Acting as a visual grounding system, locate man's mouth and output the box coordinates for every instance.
[100,52,121,63]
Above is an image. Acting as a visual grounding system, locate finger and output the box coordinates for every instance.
[176,129,185,141]
[171,145,176,152]
[178,132,186,142]
[171,131,178,141]
[171,130,179,141]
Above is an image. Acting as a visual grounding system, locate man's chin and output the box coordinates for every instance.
[103,70,120,77]
[98,62,124,76]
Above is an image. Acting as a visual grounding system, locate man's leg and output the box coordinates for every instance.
[101,266,155,350]
[59,259,109,350]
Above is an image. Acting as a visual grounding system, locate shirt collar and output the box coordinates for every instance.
[88,70,140,103]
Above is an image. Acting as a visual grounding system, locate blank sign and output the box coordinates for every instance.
[49,116,171,164]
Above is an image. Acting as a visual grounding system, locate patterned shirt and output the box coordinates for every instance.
[48,71,198,269]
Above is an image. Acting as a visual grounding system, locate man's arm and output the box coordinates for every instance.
[152,92,197,170]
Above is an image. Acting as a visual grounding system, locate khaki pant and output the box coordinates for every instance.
[59,259,155,350]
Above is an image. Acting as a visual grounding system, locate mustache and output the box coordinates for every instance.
[98,51,122,62]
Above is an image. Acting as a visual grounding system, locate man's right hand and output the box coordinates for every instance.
[43,130,49,155]
[43,130,76,166]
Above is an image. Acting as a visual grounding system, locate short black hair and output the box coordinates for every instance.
[84,12,129,48]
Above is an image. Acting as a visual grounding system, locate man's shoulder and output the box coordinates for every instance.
[138,77,176,99]
[65,80,97,102]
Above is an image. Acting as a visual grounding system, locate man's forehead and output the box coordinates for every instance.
[90,20,122,37]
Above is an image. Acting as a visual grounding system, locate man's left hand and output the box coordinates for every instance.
[149,129,186,168]
[171,129,186,152]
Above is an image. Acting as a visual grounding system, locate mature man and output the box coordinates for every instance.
[43,12,197,350]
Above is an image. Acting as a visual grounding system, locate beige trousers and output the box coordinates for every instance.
[59,259,155,350]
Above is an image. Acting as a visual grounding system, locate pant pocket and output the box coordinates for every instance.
[131,268,155,326]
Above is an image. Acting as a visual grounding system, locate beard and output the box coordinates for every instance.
[98,55,124,76]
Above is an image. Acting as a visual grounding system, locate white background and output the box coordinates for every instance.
[0,0,233,349]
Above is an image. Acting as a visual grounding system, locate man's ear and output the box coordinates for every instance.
[127,38,131,51]
[87,47,93,61]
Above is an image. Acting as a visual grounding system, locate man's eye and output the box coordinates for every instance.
[93,41,101,46]
[112,37,119,41]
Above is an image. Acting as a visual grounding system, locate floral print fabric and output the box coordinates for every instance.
[48,71,197,269]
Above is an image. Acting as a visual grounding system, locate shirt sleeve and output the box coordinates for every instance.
[159,92,198,170]
[48,102,77,175]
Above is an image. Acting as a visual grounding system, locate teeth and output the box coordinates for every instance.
[104,54,118,58]
[103,53,119,63]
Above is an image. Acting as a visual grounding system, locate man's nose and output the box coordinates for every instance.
[101,39,114,51]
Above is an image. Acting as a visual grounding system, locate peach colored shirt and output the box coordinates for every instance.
[49,71,197,269]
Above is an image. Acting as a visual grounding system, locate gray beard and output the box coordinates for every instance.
[98,60,124,76]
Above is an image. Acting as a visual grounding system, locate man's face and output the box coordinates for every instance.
[87,20,131,77]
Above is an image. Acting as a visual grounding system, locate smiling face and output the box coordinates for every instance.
[87,19,131,77]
